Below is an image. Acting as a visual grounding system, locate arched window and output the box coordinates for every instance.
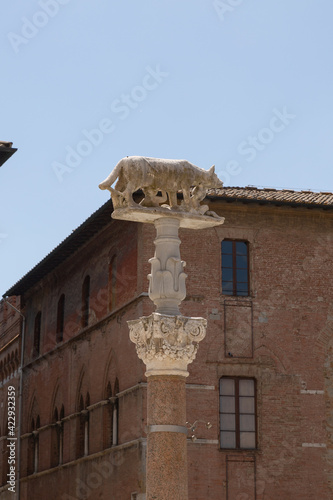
[84,393,90,457]
[103,382,113,449]
[76,395,85,459]
[51,408,60,468]
[81,276,90,328]
[113,378,119,446]
[33,312,41,357]
[34,416,40,473]
[27,416,40,475]
[56,294,65,343]
[108,256,117,311]
[59,405,64,465]
[27,418,35,476]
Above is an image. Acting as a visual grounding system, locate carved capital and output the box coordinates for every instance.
[128,313,207,377]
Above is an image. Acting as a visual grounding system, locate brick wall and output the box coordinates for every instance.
[1,199,332,499]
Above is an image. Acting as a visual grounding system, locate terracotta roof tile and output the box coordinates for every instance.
[207,187,333,207]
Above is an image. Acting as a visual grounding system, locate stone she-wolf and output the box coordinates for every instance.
[98,156,223,211]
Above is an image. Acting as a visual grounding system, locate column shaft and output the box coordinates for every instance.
[146,375,188,500]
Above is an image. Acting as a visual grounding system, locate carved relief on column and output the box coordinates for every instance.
[128,312,207,377]
[148,255,187,307]
[147,217,187,315]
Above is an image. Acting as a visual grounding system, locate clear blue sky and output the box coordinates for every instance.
[1,1,333,295]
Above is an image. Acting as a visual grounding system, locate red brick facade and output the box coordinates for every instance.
[1,190,333,499]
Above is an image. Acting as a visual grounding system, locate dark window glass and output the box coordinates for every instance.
[219,377,256,449]
[222,240,249,296]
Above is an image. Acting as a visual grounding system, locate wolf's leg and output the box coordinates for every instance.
[190,185,206,209]
[182,188,191,208]
[167,191,178,208]
[123,183,137,206]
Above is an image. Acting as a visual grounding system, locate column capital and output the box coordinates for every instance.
[128,312,207,377]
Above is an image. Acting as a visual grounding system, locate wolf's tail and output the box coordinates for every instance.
[98,158,123,190]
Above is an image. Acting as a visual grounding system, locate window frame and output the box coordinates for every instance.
[221,239,250,297]
[219,376,257,450]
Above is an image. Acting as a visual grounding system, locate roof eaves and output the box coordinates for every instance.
[0,146,17,167]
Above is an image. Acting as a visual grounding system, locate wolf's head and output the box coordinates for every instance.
[208,165,223,188]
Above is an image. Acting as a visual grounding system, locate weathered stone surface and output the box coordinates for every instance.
[99,156,224,219]
[128,312,207,377]
[112,205,225,229]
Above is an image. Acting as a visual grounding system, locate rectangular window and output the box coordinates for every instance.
[219,377,256,449]
[222,240,249,296]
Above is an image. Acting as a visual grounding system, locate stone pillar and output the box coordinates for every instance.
[129,312,206,500]
[147,375,188,499]
[128,217,207,500]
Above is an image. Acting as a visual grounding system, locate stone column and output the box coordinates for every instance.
[129,312,207,500]
[108,202,224,498]
[128,217,207,500]
[147,375,188,499]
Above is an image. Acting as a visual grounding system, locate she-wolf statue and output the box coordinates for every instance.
[98,156,223,212]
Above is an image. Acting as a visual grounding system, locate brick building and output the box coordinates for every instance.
[1,187,333,499]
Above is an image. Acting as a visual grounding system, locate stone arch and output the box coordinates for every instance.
[102,349,118,400]
[50,381,64,423]
[106,381,112,399]
[76,366,88,412]
[50,406,61,468]
[103,380,113,450]
[76,368,89,459]
[27,395,40,434]
[114,377,119,396]
[102,350,119,449]
[254,344,289,374]
[27,398,40,476]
